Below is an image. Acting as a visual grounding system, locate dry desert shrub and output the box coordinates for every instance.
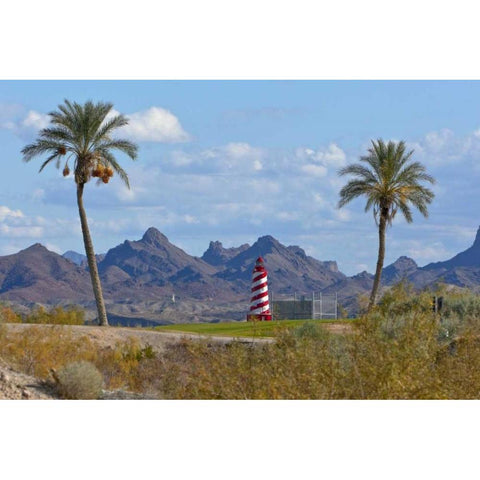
[96,337,158,391]
[55,361,103,399]
[24,305,85,325]
[0,326,97,378]
[0,306,22,324]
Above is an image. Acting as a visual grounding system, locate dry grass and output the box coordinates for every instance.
[2,286,480,399]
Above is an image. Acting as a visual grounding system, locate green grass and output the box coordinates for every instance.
[154,318,355,338]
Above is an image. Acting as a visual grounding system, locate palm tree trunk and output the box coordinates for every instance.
[76,182,109,326]
[368,210,388,312]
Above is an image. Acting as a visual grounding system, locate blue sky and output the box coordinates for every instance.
[1,80,480,275]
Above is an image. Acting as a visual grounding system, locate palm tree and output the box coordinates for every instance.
[338,139,435,312]
[21,100,138,326]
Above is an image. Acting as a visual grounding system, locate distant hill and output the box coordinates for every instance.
[98,227,237,301]
[63,250,86,266]
[382,256,418,285]
[2,225,480,320]
[213,234,345,294]
[62,250,105,268]
[403,226,480,290]
[0,244,93,303]
[425,227,480,271]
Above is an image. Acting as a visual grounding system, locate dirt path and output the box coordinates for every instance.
[3,322,351,353]
[3,323,273,354]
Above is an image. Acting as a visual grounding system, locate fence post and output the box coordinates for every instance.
[312,291,315,319]
[335,292,338,320]
[271,291,274,321]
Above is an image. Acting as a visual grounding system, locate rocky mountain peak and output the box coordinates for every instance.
[382,255,419,284]
[253,235,281,254]
[202,240,250,267]
[391,256,418,269]
[141,227,169,247]
[23,243,49,253]
[473,226,480,248]
[207,240,223,251]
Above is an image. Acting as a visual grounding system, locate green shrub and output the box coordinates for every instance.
[377,281,431,316]
[293,321,327,340]
[55,361,104,399]
[438,316,463,342]
[442,295,480,321]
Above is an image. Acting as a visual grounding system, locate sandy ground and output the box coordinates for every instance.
[0,356,57,400]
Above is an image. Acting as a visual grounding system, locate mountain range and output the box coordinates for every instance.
[0,226,480,323]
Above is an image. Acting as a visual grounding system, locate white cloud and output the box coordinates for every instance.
[183,214,198,224]
[406,242,452,264]
[1,109,50,139]
[223,142,260,159]
[301,164,328,177]
[170,150,194,167]
[0,224,44,238]
[115,186,137,203]
[276,211,297,221]
[21,110,50,130]
[112,107,190,143]
[0,204,78,241]
[0,206,24,221]
[295,143,347,168]
[409,127,480,166]
[334,208,351,222]
[316,143,347,167]
[423,129,455,152]
[253,159,263,171]
[2,105,190,144]
[163,142,265,175]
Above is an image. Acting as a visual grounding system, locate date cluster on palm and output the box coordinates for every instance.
[92,164,114,183]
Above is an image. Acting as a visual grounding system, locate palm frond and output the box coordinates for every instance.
[22,139,65,162]
[93,114,128,145]
[337,139,436,226]
[97,139,138,159]
[22,99,139,188]
[39,153,60,172]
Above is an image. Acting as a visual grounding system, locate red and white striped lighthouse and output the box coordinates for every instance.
[247,256,272,321]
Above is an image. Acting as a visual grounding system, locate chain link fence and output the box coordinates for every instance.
[271,292,338,320]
